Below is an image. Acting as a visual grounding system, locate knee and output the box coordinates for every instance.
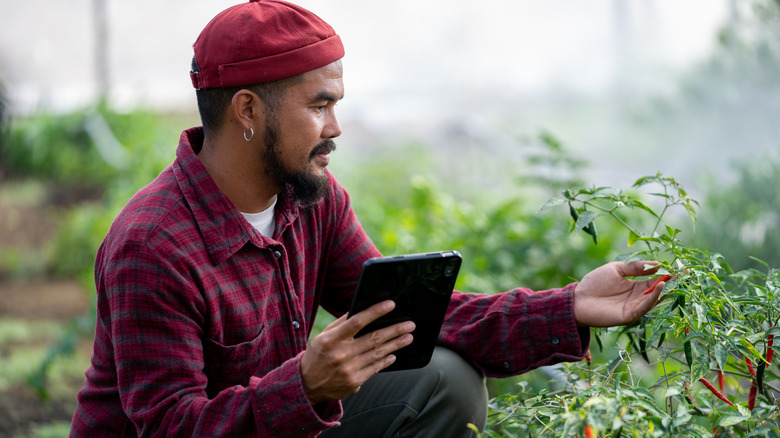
[426,347,488,428]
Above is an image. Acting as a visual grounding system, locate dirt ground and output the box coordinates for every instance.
[0,194,92,437]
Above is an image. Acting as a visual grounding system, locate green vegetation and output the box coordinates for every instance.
[3,103,780,436]
[481,175,780,437]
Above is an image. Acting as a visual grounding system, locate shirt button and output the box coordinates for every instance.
[503,361,511,369]
[273,250,282,259]
[551,337,560,345]
[292,321,301,330]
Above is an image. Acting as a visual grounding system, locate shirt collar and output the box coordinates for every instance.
[172,127,299,265]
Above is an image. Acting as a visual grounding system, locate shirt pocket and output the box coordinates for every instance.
[202,326,268,397]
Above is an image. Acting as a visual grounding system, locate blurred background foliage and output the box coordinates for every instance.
[0,0,779,435]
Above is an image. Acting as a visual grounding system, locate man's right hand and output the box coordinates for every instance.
[300,300,415,404]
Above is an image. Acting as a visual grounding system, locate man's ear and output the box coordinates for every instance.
[231,89,266,131]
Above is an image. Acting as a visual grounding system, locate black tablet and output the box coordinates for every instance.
[347,251,462,372]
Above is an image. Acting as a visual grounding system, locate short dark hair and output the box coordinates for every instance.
[191,57,301,134]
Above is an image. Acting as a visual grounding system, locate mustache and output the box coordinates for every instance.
[310,139,336,157]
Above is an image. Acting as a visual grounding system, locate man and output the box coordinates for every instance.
[70,1,668,436]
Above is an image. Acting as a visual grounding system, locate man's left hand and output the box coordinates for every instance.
[573,260,667,328]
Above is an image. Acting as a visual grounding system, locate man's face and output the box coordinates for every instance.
[261,61,344,205]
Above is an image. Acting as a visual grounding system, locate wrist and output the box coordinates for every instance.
[571,282,588,327]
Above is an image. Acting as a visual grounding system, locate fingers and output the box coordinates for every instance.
[643,277,666,298]
[340,300,396,338]
[632,279,666,320]
[358,321,415,358]
[616,260,661,277]
[641,274,671,295]
[319,300,415,357]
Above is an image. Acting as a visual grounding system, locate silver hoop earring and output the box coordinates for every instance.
[243,127,254,142]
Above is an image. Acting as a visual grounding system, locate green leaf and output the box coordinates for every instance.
[631,199,660,219]
[740,338,768,364]
[716,412,750,428]
[574,210,597,235]
[672,403,692,428]
[714,343,729,372]
[646,317,668,348]
[694,304,706,329]
[690,355,710,383]
[684,202,698,224]
[633,175,661,188]
[664,387,681,398]
[691,340,707,357]
[736,403,751,418]
[537,197,565,213]
[632,236,665,245]
[628,230,640,248]
[634,399,668,418]
[707,272,724,289]
[745,426,774,438]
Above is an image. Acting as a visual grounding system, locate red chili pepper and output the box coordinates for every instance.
[748,382,758,410]
[584,424,596,438]
[746,356,757,378]
[717,371,725,393]
[768,326,774,364]
[585,349,592,362]
[642,274,671,295]
[699,377,735,406]
[713,427,720,438]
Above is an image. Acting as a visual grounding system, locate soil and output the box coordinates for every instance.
[0,193,92,437]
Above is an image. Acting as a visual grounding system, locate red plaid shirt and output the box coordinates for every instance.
[71,127,588,437]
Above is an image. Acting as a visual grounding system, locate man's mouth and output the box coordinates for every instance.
[310,139,336,160]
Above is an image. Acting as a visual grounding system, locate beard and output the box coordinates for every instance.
[262,116,335,206]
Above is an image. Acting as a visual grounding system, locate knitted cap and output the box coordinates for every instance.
[190,0,344,89]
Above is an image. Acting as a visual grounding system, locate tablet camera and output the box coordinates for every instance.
[444,259,458,277]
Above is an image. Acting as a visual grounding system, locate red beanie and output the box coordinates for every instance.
[190,0,344,89]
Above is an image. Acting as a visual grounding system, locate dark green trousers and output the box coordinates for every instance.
[320,347,488,438]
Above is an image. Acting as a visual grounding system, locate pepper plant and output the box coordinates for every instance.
[483,174,780,437]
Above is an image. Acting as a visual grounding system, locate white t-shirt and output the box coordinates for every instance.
[240,197,277,237]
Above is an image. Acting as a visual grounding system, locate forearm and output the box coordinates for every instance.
[437,283,590,377]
